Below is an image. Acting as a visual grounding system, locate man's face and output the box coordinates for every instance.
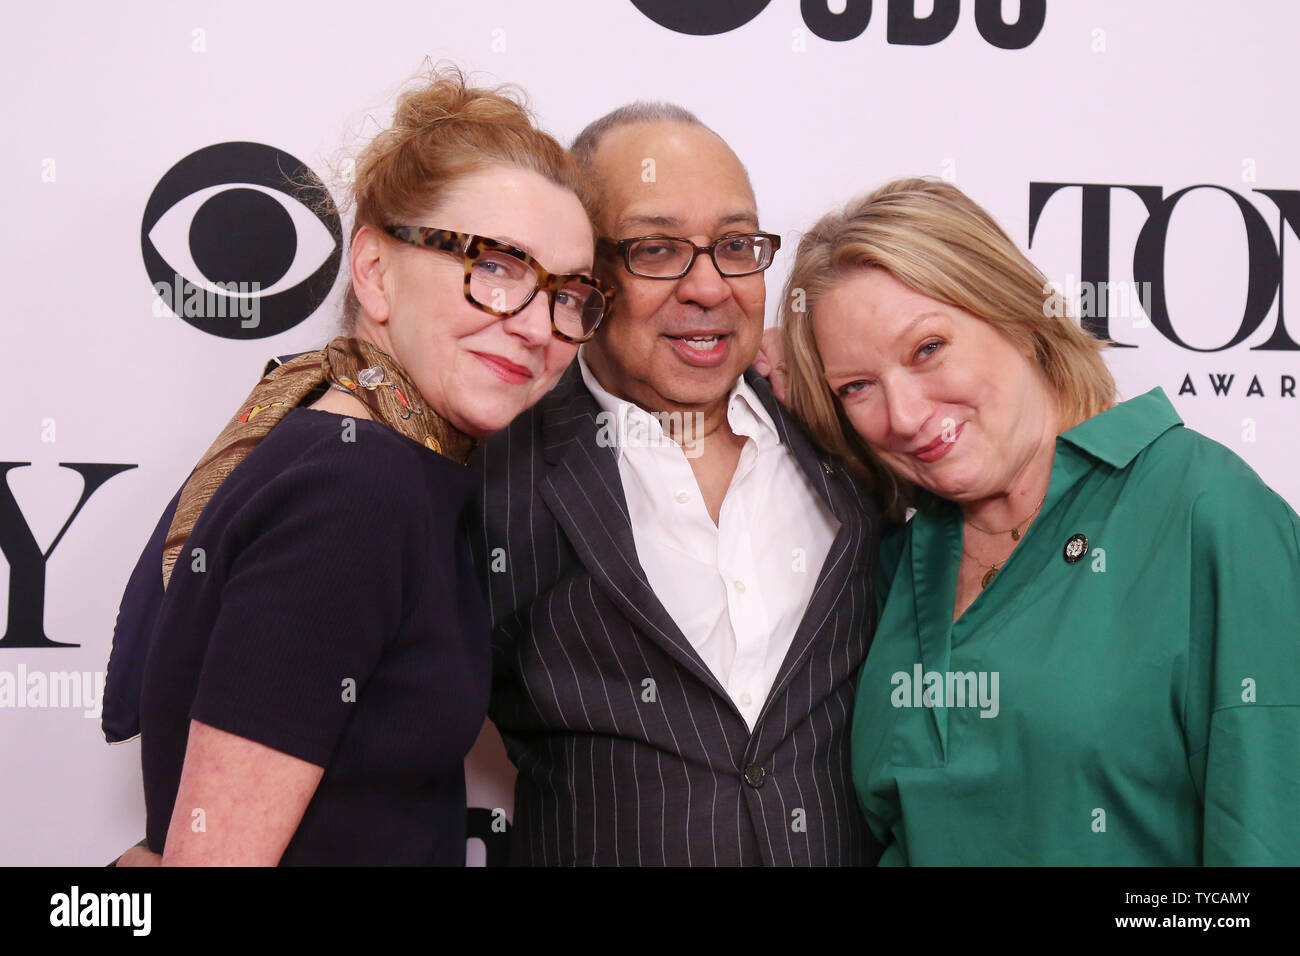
[582,121,766,414]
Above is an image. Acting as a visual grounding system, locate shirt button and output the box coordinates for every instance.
[739,692,753,707]
[733,579,746,594]
[744,764,766,788]
[674,489,690,504]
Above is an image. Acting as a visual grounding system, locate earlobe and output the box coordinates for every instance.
[350,225,392,324]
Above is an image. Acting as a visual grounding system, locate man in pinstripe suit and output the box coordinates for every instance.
[471,104,884,865]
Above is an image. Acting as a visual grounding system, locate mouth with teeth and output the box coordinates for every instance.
[666,332,730,367]
[681,335,721,350]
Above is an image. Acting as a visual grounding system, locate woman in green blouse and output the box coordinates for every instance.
[777,177,1300,865]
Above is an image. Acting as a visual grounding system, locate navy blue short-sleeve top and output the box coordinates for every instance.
[139,407,490,865]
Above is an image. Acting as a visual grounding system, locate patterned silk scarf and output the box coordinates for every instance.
[160,335,476,588]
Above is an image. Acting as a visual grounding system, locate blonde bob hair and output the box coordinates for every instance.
[780,177,1116,521]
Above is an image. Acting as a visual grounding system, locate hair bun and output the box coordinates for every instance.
[337,62,594,333]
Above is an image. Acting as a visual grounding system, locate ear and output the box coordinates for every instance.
[593,247,623,306]
[350,224,393,325]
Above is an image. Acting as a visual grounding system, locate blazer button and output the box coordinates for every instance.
[744,764,766,788]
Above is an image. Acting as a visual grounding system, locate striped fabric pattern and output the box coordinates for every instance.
[470,364,883,866]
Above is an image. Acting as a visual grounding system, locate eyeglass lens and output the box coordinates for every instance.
[468,250,606,336]
[625,235,773,277]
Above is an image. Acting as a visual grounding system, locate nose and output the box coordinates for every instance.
[499,288,554,348]
[674,248,733,309]
[881,374,931,443]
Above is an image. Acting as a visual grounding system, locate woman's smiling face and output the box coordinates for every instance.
[814,266,1059,504]
[365,165,594,437]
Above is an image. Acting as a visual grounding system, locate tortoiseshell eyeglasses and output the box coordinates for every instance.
[384,225,612,344]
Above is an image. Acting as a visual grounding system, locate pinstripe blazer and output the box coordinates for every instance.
[470,362,883,866]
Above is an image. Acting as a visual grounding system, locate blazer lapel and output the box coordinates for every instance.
[537,366,728,698]
[743,371,874,721]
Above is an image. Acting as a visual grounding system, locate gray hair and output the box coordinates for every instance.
[569,101,754,215]
[571,101,710,171]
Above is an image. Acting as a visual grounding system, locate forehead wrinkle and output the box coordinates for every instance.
[718,211,759,228]
[617,213,681,232]
[616,209,759,236]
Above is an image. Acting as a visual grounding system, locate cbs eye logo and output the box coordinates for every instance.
[630,0,771,35]
[141,141,342,340]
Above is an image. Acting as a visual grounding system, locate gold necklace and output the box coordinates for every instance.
[961,543,1007,590]
[966,495,1045,542]
[962,495,1047,588]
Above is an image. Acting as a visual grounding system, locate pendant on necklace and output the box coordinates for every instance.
[981,566,999,589]
[1010,528,1021,541]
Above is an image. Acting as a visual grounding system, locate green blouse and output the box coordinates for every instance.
[851,388,1300,865]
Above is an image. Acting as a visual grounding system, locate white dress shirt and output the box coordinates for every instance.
[578,349,840,730]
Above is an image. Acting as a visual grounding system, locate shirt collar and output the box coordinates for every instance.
[728,376,781,446]
[1057,386,1183,469]
[910,386,1185,525]
[577,347,780,458]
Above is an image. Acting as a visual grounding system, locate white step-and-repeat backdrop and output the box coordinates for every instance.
[3,0,1297,865]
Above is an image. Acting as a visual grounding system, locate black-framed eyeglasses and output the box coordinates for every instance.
[599,232,782,280]
[384,225,613,344]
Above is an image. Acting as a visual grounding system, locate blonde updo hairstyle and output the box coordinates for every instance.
[341,65,597,332]
[780,177,1116,521]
